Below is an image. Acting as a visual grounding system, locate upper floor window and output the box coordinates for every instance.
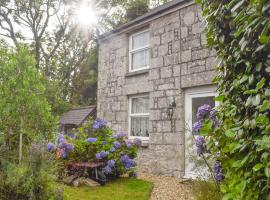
[129,94,149,139]
[129,30,150,72]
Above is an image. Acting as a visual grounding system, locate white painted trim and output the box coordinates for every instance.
[129,30,150,72]
[184,85,217,179]
[128,94,150,140]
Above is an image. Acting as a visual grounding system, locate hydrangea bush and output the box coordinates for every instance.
[48,119,141,178]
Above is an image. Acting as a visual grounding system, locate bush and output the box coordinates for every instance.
[0,143,63,200]
[193,180,222,200]
[48,119,141,179]
[196,0,270,199]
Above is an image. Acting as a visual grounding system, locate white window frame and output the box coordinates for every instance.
[128,94,150,141]
[129,30,150,72]
[184,85,218,179]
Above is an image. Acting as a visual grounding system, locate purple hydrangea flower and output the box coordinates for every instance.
[65,143,74,152]
[110,147,116,152]
[57,134,65,144]
[213,161,224,183]
[196,136,205,156]
[93,119,107,129]
[103,165,112,174]
[86,137,97,142]
[95,153,102,159]
[192,120,203,133]
[121,155,135,169]
[121,155,129,163]
[107,159,115,168]
[100,151,109,158]
[196,104,212,120]
[125,140,133,148]
[114,141,121,149]
[47,142,55,152]
[102,141,107,145]
[134,138,142,147]
[60,150,67,159]
[120,132,127,137]
[112,133,120,139]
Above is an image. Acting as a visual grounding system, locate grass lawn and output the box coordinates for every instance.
[63,178,153,200]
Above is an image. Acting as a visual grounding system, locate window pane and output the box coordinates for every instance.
[131,96,149,114]
[131,49,149,70]
[132,31,149,50]
[131,117,149,137]
[192,96,215,126]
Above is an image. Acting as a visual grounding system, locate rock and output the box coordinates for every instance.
[63,175,78,185]
[81,178,100,187]
[72,177,100,187]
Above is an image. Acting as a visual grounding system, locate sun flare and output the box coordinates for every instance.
[76,5,98,27]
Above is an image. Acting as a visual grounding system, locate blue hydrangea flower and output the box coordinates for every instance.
[107,159,115,168]
[65,143,74,152]
[121,155,129,164]
[61,150,67,159]
[100,151,109,158]
[120,132,127,137]
[110,147,116,152]
[213,161,224,182]
[57,134,65,144]
[114,141,121,149]
[103,165,112,174]
[93,119,107,129]
[196,104,212,120]
[47,142,55,152]
[112,133,120,139]
[196,136,205,156]
[86,137,97,142]
[125,140,133,148]
[192,120,203,133]
[134,138,142,147]
[96,153,102,159]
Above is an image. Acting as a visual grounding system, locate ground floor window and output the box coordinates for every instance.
[129,94,149,139]
[184,85,217,178]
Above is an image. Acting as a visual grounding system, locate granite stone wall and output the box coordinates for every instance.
[98,3,216,178]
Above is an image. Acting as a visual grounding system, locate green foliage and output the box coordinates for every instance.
[193,180,222,200]
[199,0,270,199]
[0,143,63,200]
[0,45,57,153]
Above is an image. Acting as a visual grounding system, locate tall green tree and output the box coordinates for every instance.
[0,45,57,159]
[198,0,270,199]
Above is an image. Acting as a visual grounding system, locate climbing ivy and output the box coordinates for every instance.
[197,0,270,199]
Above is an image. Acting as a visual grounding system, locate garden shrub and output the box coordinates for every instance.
[196,0,270,199]
[48,119,141,179]
[0,143,63,200]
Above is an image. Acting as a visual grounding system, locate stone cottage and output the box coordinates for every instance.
[97,0,217,178]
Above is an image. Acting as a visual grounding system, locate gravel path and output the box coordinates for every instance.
[139,173,195,200]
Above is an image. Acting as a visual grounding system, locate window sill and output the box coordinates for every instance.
[129,138,149,148]
[125,69,149,77]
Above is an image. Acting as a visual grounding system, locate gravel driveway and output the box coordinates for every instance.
[139,173,195,200]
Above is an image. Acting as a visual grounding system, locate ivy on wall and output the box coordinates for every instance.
[197,0,270,199]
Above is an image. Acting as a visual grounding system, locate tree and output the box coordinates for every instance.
[198,0,270,199]
[0,45,57,160]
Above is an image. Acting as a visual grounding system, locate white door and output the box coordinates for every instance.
[184,85,217,179]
